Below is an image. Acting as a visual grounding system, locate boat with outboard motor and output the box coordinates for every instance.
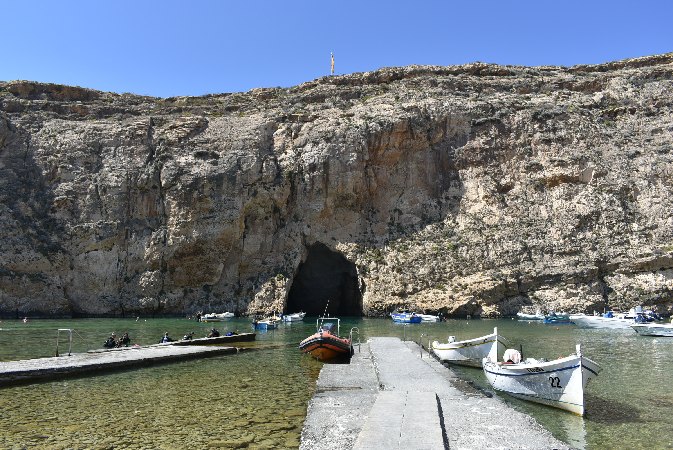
[516,309,545,321]
[431,327,507,367]
[417,313,440,322]
[171,332,256,345]
[543,312,572,324]
[631,319,673,337]
[299,317,352,362]
[570,306,660,329]
[201,312,235,322]
[283,312,306,322]
[482,344,601,415]
[252,315,280,330]
[390,309,422,323]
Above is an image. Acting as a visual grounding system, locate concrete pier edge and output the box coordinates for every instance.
[0,345,243,387]
[300,337,570,450]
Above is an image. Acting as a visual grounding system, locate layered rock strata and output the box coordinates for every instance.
[1,53,672,318]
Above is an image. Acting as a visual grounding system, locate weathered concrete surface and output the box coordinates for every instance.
[301,337,569,450]
[300,342,379,450]
[0,344,240,386]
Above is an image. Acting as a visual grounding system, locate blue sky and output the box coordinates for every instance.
[1,0,671,97]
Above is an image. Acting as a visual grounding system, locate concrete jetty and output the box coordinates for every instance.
[301,337,569,450]
[0,344,241,387]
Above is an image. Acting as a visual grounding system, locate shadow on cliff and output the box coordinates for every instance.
[0,113,69,317]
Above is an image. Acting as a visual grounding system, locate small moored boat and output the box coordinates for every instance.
[482,344,601,415]
[431,327,507,367]
[283,312,306,322]
[171,332,256,345]
[201,312,235,322]
[417,313,440,322]
[252,317,280,330]
[631,321,673,337]
[571,307,660,329]
[299,317,352,362]
[543,312,572,324]
[390,309,422,323]
[516,309,544,321]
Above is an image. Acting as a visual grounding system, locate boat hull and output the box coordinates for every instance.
[391,314,422,323]
[201,313,234,322]
[299,332,352,362]
[570,315,634,329]
[417,314,440,322]
[483,353,600,415]
[517,313,544,321]
[283,313,306,322]
[171,333,256,345]
[254,321,278,330]
[631,323,673,337]
[431,329,506,367]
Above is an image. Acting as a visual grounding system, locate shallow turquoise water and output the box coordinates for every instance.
[0,317,671,449]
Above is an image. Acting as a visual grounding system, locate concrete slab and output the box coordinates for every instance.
[301,337,571,450]
[300,343,378,450]
[0,345,240,386]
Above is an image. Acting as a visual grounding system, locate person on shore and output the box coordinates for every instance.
[196,312,202,322]
[118,332,131,347]
[104,332,117,348]
[207,328,220,338]
[160,332,173,343]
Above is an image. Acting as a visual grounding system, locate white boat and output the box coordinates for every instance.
[417,313,440,322]
[631,322,673,337]
[516,309,544,320]
[390,309,422,323]
[431,327,507,367]
[283,312,306,322]
[201,312,235,322]
[482,344,601,415]
[570,306,658,329]
[253,317,279,330]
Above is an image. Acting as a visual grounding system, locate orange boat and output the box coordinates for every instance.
[299,317,352,362]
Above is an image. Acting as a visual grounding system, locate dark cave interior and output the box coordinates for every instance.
[286,243,363,316]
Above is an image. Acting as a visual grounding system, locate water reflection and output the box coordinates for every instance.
[0,317,672,449]
[560,414,587,450]
[585,394,641,425]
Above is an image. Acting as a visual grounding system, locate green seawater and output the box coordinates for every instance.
[0,317,672,449]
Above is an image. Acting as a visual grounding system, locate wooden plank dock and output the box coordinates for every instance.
[0,344,242,387]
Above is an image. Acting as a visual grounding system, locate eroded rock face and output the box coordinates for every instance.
[1,54,673,318]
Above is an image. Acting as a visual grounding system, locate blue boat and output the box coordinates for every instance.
[252,316,280,330]
[543,312,572,324]
[390,309,422,323]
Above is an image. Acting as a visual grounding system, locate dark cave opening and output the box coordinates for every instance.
[286,243,363,316]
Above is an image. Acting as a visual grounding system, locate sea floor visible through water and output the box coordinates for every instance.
[0,316,672,449]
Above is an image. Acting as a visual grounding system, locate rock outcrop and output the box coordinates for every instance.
[1,54,673,318]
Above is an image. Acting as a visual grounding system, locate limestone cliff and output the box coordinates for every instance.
[1,54,673,318]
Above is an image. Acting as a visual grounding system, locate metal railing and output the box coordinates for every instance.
[56,328,73,356]
[349,327,361,353]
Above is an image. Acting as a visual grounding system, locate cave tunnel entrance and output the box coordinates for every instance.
[287,243,363,316]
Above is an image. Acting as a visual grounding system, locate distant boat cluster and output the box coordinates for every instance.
[517,305,666,334]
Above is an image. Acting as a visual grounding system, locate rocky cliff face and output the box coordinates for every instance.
[1,54,673,318]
